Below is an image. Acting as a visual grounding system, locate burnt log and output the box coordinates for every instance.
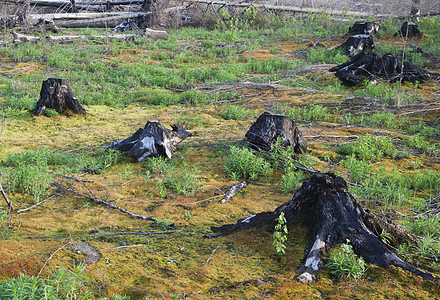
[245,112,307,154]
[329,52,436,86]
[212,173,438,282]
[395,21,423,38]
[336,34,374,56]
[346,21,379,36]
[110,120,191,161]
[35,78,85,116]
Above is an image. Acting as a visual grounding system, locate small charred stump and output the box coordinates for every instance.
[212,173,438,282]
[31,19,59,34]
[329,53,435,86]
[346,21,379,36]
[245,112,307,154]
[336,34,374,56]
[35,78,85,116]
[110,120,191,161]
[395,22,423,38]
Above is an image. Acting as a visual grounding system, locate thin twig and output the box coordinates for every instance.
[16,194,59,213]
[37,241,71,277]
[194,245,225,282]
[0,182,13,210]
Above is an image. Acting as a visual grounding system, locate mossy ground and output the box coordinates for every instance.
[0,18,440,299]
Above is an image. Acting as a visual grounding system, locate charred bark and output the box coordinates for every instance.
[346,21,379,36]
[212,173,438,282]
[245,112,307,154]
[336,34,374,56]
[329,53,436,86]
[110,120,191,161]
[395,21,423,38]
[35,78,85,116]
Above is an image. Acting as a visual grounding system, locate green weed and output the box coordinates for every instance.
[339,134,397,161]
[273,212,288,256]
[224,146,271,181]
[280,167,304,194]
[325,240,366,280]
[164,164,201,196]
[221,105,256,120]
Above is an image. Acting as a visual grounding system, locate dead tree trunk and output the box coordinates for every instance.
[110,120,191,161]
[212,173,438,283]
[245,112,307,154]
[35,78,85,116]
[346,21,379,36]
[395,21,423,38]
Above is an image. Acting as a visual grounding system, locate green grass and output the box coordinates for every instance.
[224,145,271,181]
[339,134,397,161]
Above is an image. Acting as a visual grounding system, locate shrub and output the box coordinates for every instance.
[339,134,396,161]
[280,168,303,194]
[224,146,271,180]
[221,105,255,120]
[326,240,366,280]
[164,164,201,196]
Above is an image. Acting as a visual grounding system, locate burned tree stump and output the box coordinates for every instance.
[212,173,438,282]
[31,18,59,33]
[35,78,85,116]
[336,34,374,56]
[245,112,307,154]
[110,120,191,161]
[329,52,435,86]
[395,22,423,38]
[346,21,379,36]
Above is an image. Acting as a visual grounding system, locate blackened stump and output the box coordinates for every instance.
[395,22,422,38]
[346,21,379,36]
[329,53,435,86]
[245,112,307,154]
[35,78,85,116]
[337,34,374,56]
[110,120,191,161]
[212,173,438,282]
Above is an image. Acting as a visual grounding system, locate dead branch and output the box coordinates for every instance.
[0,182,13,211]
[220,181,248,204]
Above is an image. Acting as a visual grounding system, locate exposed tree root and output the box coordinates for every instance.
[212,172,439,282]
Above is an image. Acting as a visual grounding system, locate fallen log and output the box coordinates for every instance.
[12,28,166,44]
[110,120,192,161]
[329,52,437,86]
[35,78,86,116]
[245,112,307,154]
[212,172,438,282]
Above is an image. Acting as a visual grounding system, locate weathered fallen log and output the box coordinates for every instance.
[245,112,307,154]
[35,78,86,116]
[31,18,60,33]
[336,34,374,56]
[329,52,436,86]
[12,28,166,44]
[220,182,248,204]
[395,21,423,38]
[346,21,379,36]
[110,121,191,161]
[212,172,438,282]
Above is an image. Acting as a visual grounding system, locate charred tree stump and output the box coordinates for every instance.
[329,53,436,86]
[110,120,191,161]
[395,21,423,38]
[346,21,379,36]
[31,18,59,33]
[336,34,374,56]
[245,112,307,154]
[212,173,438,282]
[35,78,85,116]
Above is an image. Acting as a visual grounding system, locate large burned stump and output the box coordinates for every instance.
[336,34,374,56]
[346,21,379,36]
[212,173,438,282]
[395,22,423,38]
[245,112,307,154]
[35,78,85,116]
[110,120,191,161]
[329,53,436,86]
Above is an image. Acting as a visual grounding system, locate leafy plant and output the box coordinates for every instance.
[0,210,9,239]
[280,168,303,194]
[273,212,288,255]
[164,164,201,196]
[44,108,60,117]
[224,145,271,180]
[326,240,366,280]
[339,134,397,161]
[156,218,173,230]
[221,105,255,120]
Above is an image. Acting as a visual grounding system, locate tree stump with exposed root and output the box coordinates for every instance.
[212,172,438,282]
[35,78,85,116]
